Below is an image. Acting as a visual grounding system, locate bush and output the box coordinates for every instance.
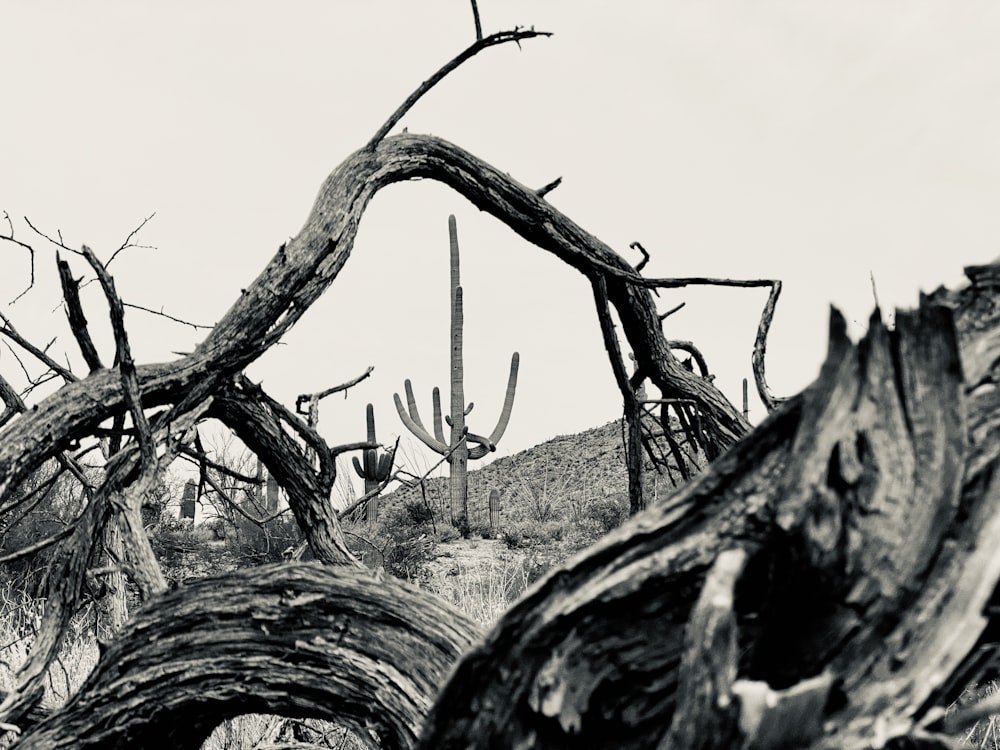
[501,519,563,550]
[583,496,628,534]
[150,517,233,581]
[348,500,438,583]
[467,519,496,540]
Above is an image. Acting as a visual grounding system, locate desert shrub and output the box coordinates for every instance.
[583,496,628,534]
[226,514,302,567]
[150,516,234,581]
[434,523,461,544]
[346,499,438,583]
[467,519,496,540]
[501,519,564,550]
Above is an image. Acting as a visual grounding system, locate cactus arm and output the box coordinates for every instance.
[393,383,448,454]
[365,403,377,442]
[432,387,446,445]
[484,351,520,445]
[375,451,393,481]
[466,432,496,460]
[352,455,366,478]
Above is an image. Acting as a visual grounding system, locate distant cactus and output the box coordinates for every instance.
[395,215,519,530]
[352,403,393,523]
[488,488,501,533]
[180,480,196,520]
[265,474,279,513]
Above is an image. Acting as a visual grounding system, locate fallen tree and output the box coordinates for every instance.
[1,9,995,750]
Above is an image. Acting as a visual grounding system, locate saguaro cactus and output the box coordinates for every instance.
[352,403,392,523]
[395,215,519,530]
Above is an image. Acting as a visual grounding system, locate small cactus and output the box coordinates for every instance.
[488,488,501,533]
[352,403,393,523]
[180,481,197,520]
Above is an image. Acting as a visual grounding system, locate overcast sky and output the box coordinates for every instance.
[3,3,998,490]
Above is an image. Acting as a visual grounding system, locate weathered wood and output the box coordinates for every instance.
[16,564,481,749]
[0,134,748,511]
[417,290,977,748]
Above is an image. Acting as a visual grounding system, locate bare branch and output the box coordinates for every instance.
[365,28,552,150]
[79,245,155,468]
[629,241,650,272]
[0,213,35,303]
[294,366,374,418]
[23,216,72,254]
[659,301,685,320]
[0,373,23,429]
[122,303,212,331]
[0,312,76,383]
[56,254,104,372]
[870,269,882,310]
[536,176,562,198]
[469,0,483,40]
[178,444,263,486]
[106,213,155,267]
[751,280,787,413]
[591,274,643,512]
[668,340,712,380]
[196,462,291,527]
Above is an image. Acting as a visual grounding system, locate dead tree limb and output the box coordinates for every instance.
[15,564,481,750]
[0,132,748,513]
[366,28,551,150]
[592,274,644,513]
[294,365,375,423]
[0,212,35,304]
[208,376,359,567]
[55,255,103,372]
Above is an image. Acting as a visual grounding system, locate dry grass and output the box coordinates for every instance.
[202,716,368,750]
[0,584,99,709]
[956,681,1000,749]
[425,551,533,625]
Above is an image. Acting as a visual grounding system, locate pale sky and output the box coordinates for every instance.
[3,3,998,491]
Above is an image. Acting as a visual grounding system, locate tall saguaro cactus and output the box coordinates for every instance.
[352,403,392,523]
[395,215,519,530]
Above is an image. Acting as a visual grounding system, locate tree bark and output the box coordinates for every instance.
[16,564,480,749]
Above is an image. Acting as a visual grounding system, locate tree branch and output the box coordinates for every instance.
[56,254,104,372]
[0,212,36,304]
[16,564,481,750]
[365,28,551,150]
